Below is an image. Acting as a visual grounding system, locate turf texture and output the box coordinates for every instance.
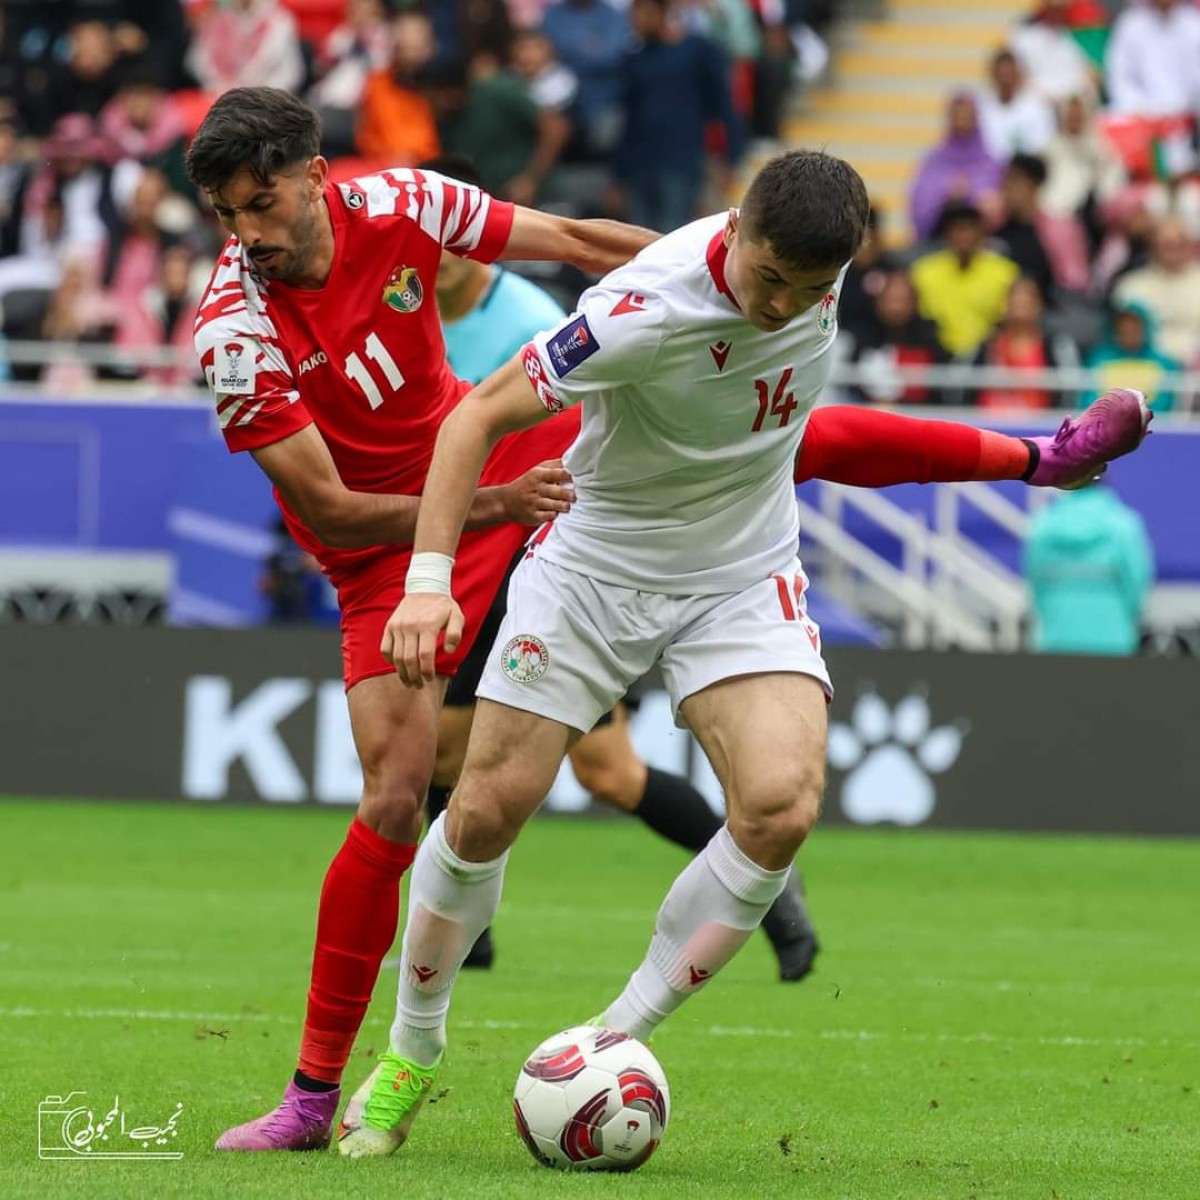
[0,798,1196,1199]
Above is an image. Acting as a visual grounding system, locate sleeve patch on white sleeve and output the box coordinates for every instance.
[546,315,600,378]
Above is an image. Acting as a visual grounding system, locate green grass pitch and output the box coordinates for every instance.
[0,798,1197,1199]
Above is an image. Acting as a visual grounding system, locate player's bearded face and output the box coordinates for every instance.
[724,213,841,333]
[210,162,328,285]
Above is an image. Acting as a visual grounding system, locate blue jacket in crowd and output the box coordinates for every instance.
[1023,485,1155,656]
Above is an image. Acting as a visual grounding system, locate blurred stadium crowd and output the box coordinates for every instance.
[0,0,840,387]
[0,0,1199,413]
[842,0,1200,412]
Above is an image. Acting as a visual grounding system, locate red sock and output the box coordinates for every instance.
[796,407,1031,487]
[298,818,416,1084]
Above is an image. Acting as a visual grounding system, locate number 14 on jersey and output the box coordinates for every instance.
[751,367,797,432]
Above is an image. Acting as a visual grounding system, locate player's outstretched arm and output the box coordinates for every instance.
[383,355,555,686]
[251,424,569,549]
[501,206,659,276]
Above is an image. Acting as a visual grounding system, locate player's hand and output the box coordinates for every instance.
[501,459,575,526]
[381,593,465,687]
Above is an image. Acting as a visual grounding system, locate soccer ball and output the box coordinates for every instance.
[512,1024,670,1171]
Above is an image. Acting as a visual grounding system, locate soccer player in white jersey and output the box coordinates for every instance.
[337,151,1150,1156]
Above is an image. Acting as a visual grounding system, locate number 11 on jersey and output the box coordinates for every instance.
[345,331,406,410]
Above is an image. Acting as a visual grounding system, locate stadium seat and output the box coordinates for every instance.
[280,0,344,47]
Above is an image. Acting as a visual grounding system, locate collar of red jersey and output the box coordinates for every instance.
[705,227,742,313]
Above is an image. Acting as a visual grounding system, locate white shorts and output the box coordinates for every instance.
[475,552,832,734]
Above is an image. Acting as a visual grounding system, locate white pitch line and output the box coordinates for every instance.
[0,1007,1190,1049]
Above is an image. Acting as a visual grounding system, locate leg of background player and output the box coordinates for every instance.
[217,673,442,1151]
[427,702,495,969]
[570,704,819,982]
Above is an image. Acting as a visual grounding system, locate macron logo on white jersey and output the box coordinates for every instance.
[299,350,328,376]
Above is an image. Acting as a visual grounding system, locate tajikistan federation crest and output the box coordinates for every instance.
[501,635,549,684]
[817,291,838,337]
[383,266,423,313]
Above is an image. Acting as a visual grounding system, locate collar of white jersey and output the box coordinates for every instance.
[705,226,742,314]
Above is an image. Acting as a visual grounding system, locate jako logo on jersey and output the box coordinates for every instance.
[609,291,646,316]
[299,349,328,375]
[817,291,838,337]
[709,340,732,371]
[501,635,549,684]
[382,266,423,313]
[521,345,565,413]
[345,188,365,209]
[215,339,255,395]
[547,315,599,377]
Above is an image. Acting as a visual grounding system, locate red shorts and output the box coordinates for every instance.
[333,411,579,690]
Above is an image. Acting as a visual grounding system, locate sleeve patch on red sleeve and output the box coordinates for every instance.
[522,344,565,413]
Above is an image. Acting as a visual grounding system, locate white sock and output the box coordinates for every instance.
[390,813,508,1066]
[602,825,790,1042]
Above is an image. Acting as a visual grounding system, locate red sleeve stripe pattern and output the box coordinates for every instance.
[194,242,303,438]
[351,167,514,261]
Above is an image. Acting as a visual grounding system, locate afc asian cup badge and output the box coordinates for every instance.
[501,635,549,684]
[383,266,423,313]
[817,291,838,337]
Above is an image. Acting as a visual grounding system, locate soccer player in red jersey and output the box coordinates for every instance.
[189,87,655,1152]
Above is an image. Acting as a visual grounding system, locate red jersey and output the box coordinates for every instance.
[194,168,515,566]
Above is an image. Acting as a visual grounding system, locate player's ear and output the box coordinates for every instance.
[307,155,329,197]
[723,208,738,249]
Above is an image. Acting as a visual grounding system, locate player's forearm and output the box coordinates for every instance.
[564,217,659,275]
[413,405,501,558]
[318,482,514,548]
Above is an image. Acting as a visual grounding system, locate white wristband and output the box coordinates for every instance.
[405,552,454,596]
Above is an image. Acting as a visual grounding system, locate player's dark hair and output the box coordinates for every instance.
[417,154,485,191]
[186,87,321,193]
[740,150,870,270]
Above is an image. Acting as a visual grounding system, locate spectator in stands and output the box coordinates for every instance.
[307,0,393,159]
[127,241,204,386]
[356,11,441,164]
[992,153,1056,301]
[541,0,630,160]
[911,201,1020,359]
[747,0,794,145]
[1105,0,1200,117]
[977,276,1077,409]
[1113,215,1200,364]
[512,28,579,146]
[614,0,741,233]
[910,94,1003,244]
[437,49,564,206]
[41,21,125,128]
[1040,92,1127,225]
[1009,0,1097,104]
[849,270,947,405]
[0,112,30,259]
[1024,482,1154,656]
[838,205,901,347]
[1084,299,1179,412]
[975,48,1056,160]
[99,65,188,194]
[186,0,305,98]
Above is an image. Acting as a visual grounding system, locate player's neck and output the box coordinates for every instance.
[440,264,495,322]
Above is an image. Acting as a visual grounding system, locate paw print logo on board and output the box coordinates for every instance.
[828,687,968,826]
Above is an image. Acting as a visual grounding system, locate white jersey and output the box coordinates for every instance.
[521,214,844,594]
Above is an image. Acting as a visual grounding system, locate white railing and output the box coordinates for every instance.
[801,478,1032,650]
